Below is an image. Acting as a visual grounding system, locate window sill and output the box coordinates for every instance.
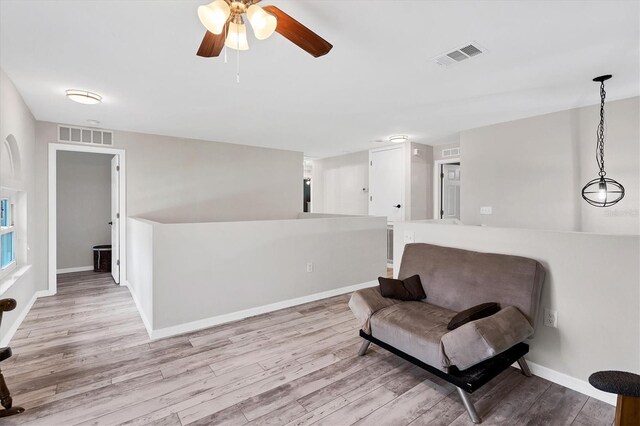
[0,264,32,296]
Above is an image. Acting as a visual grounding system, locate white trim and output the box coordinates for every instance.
[122,281,153,337]
[56,265,94,274]
[433,157,461,219]
[144,280,377,340]
[48,143,127,295]
[0,289,53,347]
[514,360,616,406]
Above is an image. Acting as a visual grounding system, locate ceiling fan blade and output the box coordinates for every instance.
[196,22,229,57]
[262,5,332,58]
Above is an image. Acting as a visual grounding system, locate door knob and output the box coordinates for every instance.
[108,221,113,225]
[394,204,402,208]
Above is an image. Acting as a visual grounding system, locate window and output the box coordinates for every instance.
[0,198,16,275]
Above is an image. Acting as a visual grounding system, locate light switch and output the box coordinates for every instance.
[480,206,492,215]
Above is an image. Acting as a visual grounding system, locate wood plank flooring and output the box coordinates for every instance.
[1,271,615,425]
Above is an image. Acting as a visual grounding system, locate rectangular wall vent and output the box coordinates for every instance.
[433,42,487,67]
[442,147,460,158]
[58,125,114,146]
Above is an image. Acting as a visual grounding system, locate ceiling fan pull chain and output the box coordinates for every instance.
[236,22,240,83]
[224,24,228,64]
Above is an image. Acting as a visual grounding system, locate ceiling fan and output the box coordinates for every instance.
[196,0,333,58]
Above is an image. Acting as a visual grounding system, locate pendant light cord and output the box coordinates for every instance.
[596,81,606,177]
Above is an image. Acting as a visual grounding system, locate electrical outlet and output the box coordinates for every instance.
[306,262,313,273]
[480,206,492,215]
[543,308,558,328]
[403,231,415,244]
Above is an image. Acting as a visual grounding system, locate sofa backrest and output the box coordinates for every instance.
[398,243,545,327]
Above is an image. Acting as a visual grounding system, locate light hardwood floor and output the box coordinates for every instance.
[2,271,615,426]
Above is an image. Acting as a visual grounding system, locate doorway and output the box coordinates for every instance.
[48,144,126,294]
[434,159,461,220]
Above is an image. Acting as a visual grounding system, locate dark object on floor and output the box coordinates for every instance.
[351,243,545,424]
[589,370,640,426]
[0,299,25,418]
[447,302,500,330]
[378,274,426,301]
[93,244,112,272]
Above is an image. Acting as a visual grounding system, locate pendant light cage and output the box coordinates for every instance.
[581,176,625,207]
[581,75,625,207]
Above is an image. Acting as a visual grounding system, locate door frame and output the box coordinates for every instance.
[48,143,127,295]
[369,145,406,222]
[433,157,460,219]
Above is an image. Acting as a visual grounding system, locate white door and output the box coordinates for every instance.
[111,155,120,284]
[441,163,460,219]
[369,147,404,222]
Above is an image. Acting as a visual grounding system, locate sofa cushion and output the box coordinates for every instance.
[441,306,534,370]
[378,275,426,301]
[398,243,545,327]
[370,302,457,370]
[349,287,402,334]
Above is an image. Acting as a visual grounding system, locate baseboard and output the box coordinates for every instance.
[122,281,153,338]
[0,289,52,347]
[56,266,93,274]
[515,359,616,406]
[148,280,377,340]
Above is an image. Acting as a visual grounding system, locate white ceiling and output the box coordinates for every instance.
[1,0,638,158]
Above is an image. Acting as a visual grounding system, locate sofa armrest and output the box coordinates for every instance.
[348,287,401,334]
[440,306,534,371]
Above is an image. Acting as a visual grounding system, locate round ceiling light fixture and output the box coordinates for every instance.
[388,135,409,144]
[66,89,102,105]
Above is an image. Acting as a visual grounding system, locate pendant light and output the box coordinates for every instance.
[581,75,625,207]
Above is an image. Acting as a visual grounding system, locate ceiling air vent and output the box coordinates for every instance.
[433,42,487,67]
[58,125,114,146]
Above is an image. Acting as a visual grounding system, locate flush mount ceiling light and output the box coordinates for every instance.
[388,135,409,144]
[581,75,625,208]
[65,90,102,105]
[196,0,332,81]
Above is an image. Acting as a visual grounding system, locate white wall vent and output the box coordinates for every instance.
[58,125,114,146]
[433,42,487,67]
[442,147,460,158]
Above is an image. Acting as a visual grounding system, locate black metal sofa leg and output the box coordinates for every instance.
[357,340,370,356]
[456,387,481,424]
[516,357,532,377]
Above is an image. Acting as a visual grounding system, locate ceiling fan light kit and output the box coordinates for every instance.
[581,74,625,208]
[196,0,332,64]
[197,0,231,35]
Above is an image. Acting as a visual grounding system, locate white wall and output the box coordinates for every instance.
[56,151,112,270]
[394,222,640,404]
[0,68,42,345]
[406,142,433,221]
[460,97,639,234]
[312,143,434,221]
[127,214,386,335]
[311,151,369,215]
[126,217,154,330]
[36,121,303,224]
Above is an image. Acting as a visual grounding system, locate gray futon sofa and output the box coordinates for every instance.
[349,243,545,423]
